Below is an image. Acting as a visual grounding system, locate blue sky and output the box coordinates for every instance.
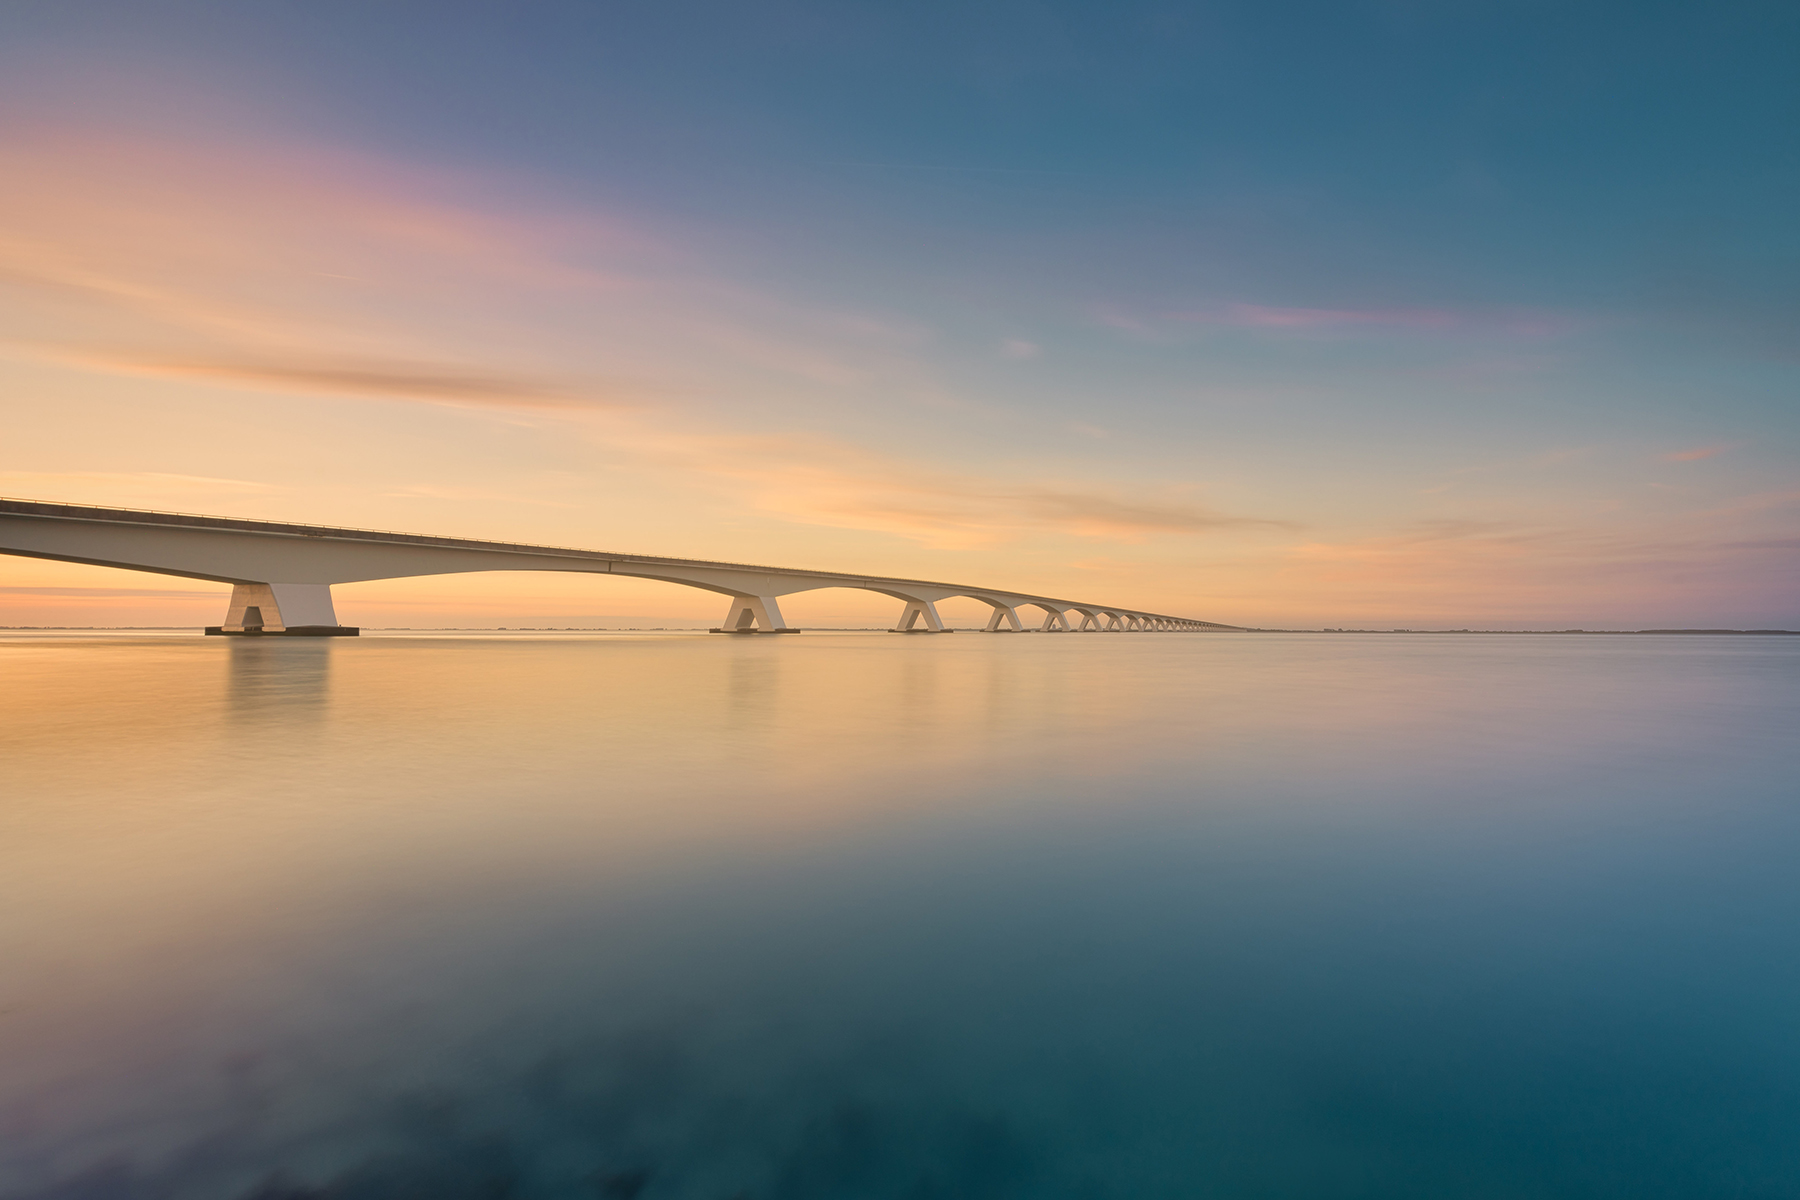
[1,1,1795,626]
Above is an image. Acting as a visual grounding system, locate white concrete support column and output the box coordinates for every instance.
[1075,609,1103,631]
[223,583,279,632]
[221,582,341,632]
[981,601,1025,632]
[1039,607,1073,632]
[892,597,947,632]
[713,594,793,633]
[1104,612,1124,631]
[271,583,339,628]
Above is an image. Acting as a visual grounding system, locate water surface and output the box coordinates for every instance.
[3,632,1797,1198]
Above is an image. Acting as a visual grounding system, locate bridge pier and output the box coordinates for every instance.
[890,597,948,633]
[711,594,796,633]
[980,601,1025,632]
[206,582,357,636]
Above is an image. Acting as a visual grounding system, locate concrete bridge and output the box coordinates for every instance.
[0,498,1242,635]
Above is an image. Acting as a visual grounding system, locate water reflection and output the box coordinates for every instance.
[2,633,1798,1198]
[225,639,333,732]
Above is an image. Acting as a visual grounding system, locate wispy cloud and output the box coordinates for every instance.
[1212,304,1466,330]
[0,471,281,507]
[0,585,223,597]
[1698,487,1800,518]
[615,425,1288,549]
[380,484,583,508]
[1264,516,1799,624]
[1099,302,1583,340]
[43,349,631,411]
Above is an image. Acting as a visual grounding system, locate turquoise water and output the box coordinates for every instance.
[3,632,1797,1198]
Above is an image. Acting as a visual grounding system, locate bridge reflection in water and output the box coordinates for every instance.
[0,498,1241,636]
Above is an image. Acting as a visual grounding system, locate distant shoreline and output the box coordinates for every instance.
[3,627,1796,636]
[1264,628,1800,636]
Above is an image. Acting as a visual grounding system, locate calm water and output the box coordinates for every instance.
[2,631,1798,1199]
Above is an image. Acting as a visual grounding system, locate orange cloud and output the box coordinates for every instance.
[596,422,1287,549]
[0,585,220,598]
[0,471,281,509]
[45,349,634,411]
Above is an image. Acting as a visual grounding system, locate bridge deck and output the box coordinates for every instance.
[1,497,1239,628]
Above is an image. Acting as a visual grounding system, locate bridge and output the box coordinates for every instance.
[0,498,1242,635]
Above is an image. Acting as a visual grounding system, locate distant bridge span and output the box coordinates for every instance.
[0,498,1243,635]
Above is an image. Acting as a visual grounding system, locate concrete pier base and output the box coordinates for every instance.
[205,625,360,636]
[711,594,793,633]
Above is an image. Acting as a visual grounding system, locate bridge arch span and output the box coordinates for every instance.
[0,498,1244,636]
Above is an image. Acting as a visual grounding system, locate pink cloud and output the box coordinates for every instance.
[0,118,937,412]
[1218,303,1462,330]
[1664,445,1731,462]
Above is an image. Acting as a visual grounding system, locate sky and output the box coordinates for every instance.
[1,0,1796,629]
